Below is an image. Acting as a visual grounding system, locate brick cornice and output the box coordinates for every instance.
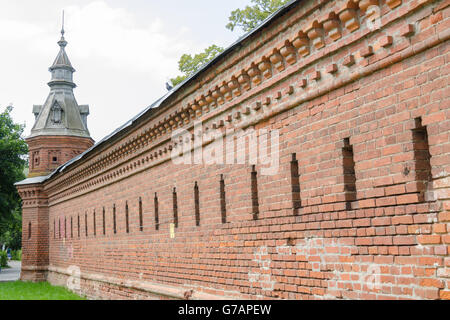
[44,0,441,205]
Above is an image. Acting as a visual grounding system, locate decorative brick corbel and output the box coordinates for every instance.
[262,97,271,106]
[187,107,195,121]
[205,90,216,109]
[385,0,402,9]
[306,20,325,50]
[174,115,181,126]
[247,63,262,85]
[253,101,262,111]
[359,0,380,20]
[220,81,232,101]
[269,48,285,72]
[237,70,251,91]
[228,76,241,97]
[338,1,360,32]
[292,31,310,57]
[190,102,201,117]
[279,40,297,65]
[212,86,224,105]
[196,95,208,113]
[322,12,342,41]
[311,71,321,81]
[258,56,272,79]
[343,54,355,66]
[299,79,307,88]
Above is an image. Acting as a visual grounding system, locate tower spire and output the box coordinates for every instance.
[26,13,94,177]
[61,10,65,36]
[58,11,67,48]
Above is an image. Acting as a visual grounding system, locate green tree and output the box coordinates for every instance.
[226,0,290,33]
[0,209,22,250]
[0,106,28,250]
[170,1,289,87]
[170,45,224,86]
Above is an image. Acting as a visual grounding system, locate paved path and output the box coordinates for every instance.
[0,261,21,282]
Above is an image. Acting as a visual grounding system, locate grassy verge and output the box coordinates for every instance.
[0,281,86,300]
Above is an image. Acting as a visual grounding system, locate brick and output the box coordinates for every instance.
[433,224,447,234]
[399,24,415,37]
[326,64,338,74]
[440,291,450,300]
[420,278,444,288]
[343,55,355,67]
[360,46,374,58]
[418,235,441,244]
[379,36,393,48]
[311,71,321,81]
[393,236,416,245]
[299,79,307,88]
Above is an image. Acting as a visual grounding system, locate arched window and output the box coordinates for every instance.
[51,101,63,124]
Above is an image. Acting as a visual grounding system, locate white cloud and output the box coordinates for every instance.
[63,1,193,75]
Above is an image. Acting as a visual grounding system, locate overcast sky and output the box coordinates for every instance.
[0,0,252,142]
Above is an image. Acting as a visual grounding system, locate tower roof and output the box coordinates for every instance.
[49,32,75,72]
[28,25,91,140]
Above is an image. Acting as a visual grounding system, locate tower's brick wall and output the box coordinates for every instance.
[18,0,450,300]
[26,135,94,177]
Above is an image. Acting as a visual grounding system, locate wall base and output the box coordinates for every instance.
[46,267,245,300]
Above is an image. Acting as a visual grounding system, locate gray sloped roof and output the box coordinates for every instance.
[50,36,74,72]
[28,32,91,139]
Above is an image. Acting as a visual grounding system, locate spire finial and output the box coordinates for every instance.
[58,11,67,48]
[61,10,65,36]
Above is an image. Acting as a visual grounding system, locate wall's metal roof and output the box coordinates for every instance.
[19,0,299,185]
[15,175,50,186]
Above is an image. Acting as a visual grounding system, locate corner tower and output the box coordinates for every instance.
[27,25,94,177]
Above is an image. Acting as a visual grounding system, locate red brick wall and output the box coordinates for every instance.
[19,0,449,300]
[18,184,49,282]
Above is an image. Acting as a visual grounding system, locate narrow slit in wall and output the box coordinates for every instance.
[85,213,88,237]
[28,222,31,239]
[77,215,80,238]
[412,117,432,202]
[342,138,356,210]
[113,204,117,234]
[194,182,200,226]
[102,207,106,235]
[251,165,259,220]
[139,197,144,232]
[173,188,179,228]
[220,175,226,223]
[93,210,96,236]
[291,153,301,215]
[125,202,129,233]
[154,193,159,230]
[71,216,73,238]
[64,217,67,239]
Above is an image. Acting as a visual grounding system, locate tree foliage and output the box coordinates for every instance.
[170,45,224,86]
[0,106,28,249]
[226,0,290,32]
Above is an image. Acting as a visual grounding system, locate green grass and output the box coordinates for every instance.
[0,281,86,300]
